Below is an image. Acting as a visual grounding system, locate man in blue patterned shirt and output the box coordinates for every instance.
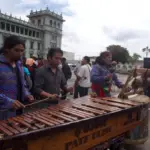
[0,35,34,120]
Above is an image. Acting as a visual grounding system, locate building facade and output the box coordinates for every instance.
[0,7,64,58]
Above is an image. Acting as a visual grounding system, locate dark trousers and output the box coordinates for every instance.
[74,85,79,99]
[61,90,67,100]
[78,86,89,97]
[144,87,150,97]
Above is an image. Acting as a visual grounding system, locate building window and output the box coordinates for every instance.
[29,30,32,36]
[54,21,56,27]
[33,31,35,37]
[50,20,52,26]
[52,35,57,41]
[6,24,10,31]
[25,29,28,35]
[38,19,41,26]
[16,26,19,33]
[36,32,39,38]
[51,43,56,48]
[11,25,15,32]
[32,20,35,24]
[30,53,33,57]
[43,18,45,24]
[20,28,24,34]
[57,23,60,28]
[38,43,41,50]
[0,22,5,30]
[30,41,34,49]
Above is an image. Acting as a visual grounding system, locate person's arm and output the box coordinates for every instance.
[25,76,33,90]
[67,65,72,79]
[0,94,25,110]
[0,94,15,109]
[74,66,84,86]
[91,65,106,84]
[74,66,78,76]
[60,71,67,91]
[112,73,123,88]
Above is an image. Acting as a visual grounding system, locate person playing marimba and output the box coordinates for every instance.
[0,35,34,120]
[34,48,73,101]
[91,51,123,97]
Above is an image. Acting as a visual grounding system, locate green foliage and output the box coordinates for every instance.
[132,53,141,61]
[106,45,141,64]
[107,45,130,63]
[128,53,141,64]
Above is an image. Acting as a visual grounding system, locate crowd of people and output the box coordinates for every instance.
[0,35,123,121]
[74,51,123,98]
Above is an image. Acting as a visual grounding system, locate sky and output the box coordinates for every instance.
[1,0,150,59]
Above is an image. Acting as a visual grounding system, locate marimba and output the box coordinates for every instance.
[0,96,148,150]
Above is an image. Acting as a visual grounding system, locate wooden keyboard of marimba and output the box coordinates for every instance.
[0,96,148,150]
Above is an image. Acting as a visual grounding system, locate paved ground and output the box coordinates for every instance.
[67,73,150,150]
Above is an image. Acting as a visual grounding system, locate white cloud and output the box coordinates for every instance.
[20,0,40,5]
[61,0,150,59]
[50,0,68,4]
[1,0,150,59]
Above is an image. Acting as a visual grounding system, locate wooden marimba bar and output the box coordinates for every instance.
[0,96,146,150]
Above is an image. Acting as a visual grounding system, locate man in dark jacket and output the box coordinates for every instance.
[61,57,72,99]
[61,57,72,81]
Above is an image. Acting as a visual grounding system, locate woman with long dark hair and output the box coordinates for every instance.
[91,51,123,97]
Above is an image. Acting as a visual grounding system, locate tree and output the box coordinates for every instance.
[142,46,150,57]
[129,53,141,64]
[107,45,130,63]
[132,53,141,62]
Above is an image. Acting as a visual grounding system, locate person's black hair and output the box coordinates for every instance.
[0,35,25,54]
[98,51,112,65]
[0,47,4,54]
[31,56,37,61]
[94,56,100,64]
[84,56,90,63]
[22,56,27,66]
[47,48,63,59]
[62,57,66,62]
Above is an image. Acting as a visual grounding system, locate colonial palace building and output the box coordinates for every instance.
[0,7,64,58]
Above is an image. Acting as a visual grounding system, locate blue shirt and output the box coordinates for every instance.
[24,67,30,76]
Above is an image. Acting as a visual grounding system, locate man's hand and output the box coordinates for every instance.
[12,100,25,110]
[74,81,78,88]
[49,94,58,99]
[26,95,34,103]
[40,91,59,100]
[45,93,59,100]
[105,74,112,81]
